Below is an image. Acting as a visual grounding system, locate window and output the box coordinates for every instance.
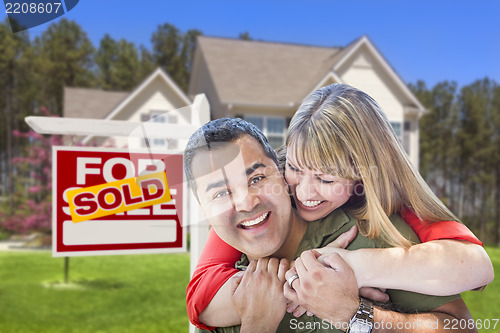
[150,111,166,146]
[403,121,411,154]
[390,121,411,155]
[142,110,179,149]
[390,121,402,142]
[244,115,286,149]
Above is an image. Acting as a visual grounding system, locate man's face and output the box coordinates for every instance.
[191,135,292,260]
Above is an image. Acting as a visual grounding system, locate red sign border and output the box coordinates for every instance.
[52,146,186,257]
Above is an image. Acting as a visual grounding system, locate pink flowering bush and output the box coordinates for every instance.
[0,107,62,234]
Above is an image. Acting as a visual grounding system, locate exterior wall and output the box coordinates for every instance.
[339,49,405,121]
[189,52,226,120]
[337,46,419,167]
[105,76,191,151]
[409,117,419,168]
[188,39,423,168]
[113,77,188,121]
[229,105,296,149]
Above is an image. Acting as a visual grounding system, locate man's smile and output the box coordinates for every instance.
[238,211,270,229]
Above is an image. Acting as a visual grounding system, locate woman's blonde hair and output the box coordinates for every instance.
[287,83,458,248]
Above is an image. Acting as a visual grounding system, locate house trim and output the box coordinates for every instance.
[104,68,191,121]
[306,71,344,98]
[334,36,426,116]
[226,101,298,111]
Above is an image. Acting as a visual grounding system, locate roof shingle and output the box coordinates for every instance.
[63,87,129,119]
[197,36,345,106]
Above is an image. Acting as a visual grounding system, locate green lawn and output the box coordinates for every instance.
[461,246,500,331]
[0,251,190,333]
[0,247,499,333]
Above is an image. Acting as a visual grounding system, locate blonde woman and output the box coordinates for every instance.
[187,84,493,330]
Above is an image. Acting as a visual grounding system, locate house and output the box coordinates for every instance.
[63,68,193,150]
[63,35,425,167]
[188,35,426,167]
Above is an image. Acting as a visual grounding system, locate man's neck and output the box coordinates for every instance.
[269,211,308,261]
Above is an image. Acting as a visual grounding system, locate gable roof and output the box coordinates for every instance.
[64,87,128,119]
[64,68,191,122]
[332,36,426,112]
[194,36,343,107]
[193,35,426,114]
[104,67,191,120]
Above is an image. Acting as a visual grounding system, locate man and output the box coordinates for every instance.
[184,117,476,333]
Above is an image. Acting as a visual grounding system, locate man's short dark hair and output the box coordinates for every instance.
[184,117,279,194]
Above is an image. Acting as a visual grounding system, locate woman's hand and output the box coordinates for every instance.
[314,225,358,261]
[284,227,359,318]
[317,226,390,303]
[284,250,359,328]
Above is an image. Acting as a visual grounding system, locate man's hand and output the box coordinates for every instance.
[231,258,289,333]
[284,250,359,329]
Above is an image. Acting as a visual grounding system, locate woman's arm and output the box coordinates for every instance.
[317,210,493,295]
[400,208,483,246]
[342,239,493,295]
[187,228,242,330]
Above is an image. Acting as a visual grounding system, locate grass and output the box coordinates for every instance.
[0,247,498,333]
[0,231,11,241]
[461,246,500,331]
[0,251,190,333]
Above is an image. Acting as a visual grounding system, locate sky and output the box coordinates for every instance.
[1,0,499,89]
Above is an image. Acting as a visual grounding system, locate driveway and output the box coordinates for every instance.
[0,240,50,252]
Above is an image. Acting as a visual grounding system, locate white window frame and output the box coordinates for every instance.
[244,115,286,148]
[150,110,167,147]
[403,121,411,155]
[389,121,402,142]
[145,110,179,149]
[390,120,411,155]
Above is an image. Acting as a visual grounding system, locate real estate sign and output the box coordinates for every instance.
[52,146,185,257]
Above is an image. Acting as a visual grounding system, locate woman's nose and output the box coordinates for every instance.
[295,176,317,202]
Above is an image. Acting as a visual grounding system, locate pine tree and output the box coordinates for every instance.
[0,19,33,215]
[96,34,141,91]
[34,18,95,115]
[151,23,202,92]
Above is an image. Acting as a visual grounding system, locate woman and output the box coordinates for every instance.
[187,84,493,330]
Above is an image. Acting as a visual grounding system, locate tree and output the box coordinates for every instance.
[412,79,499,244]
[180,28,202,84]
[34,18,95,115]
[491,84,500,244]
[410,81,457,204]
[138,45,155,83]
[152,23,182,84]
[96,34,141,91]
[0,19,34,215]
[0,107,62,234]
[455,79,496,240]
[238,31,253,40]
[151,23,202,92]
[95,34,117,90]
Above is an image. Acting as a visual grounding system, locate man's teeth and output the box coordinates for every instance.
[301,200,323,207]
[241,212,269,227]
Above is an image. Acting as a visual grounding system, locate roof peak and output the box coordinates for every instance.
[198,35,343,51]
